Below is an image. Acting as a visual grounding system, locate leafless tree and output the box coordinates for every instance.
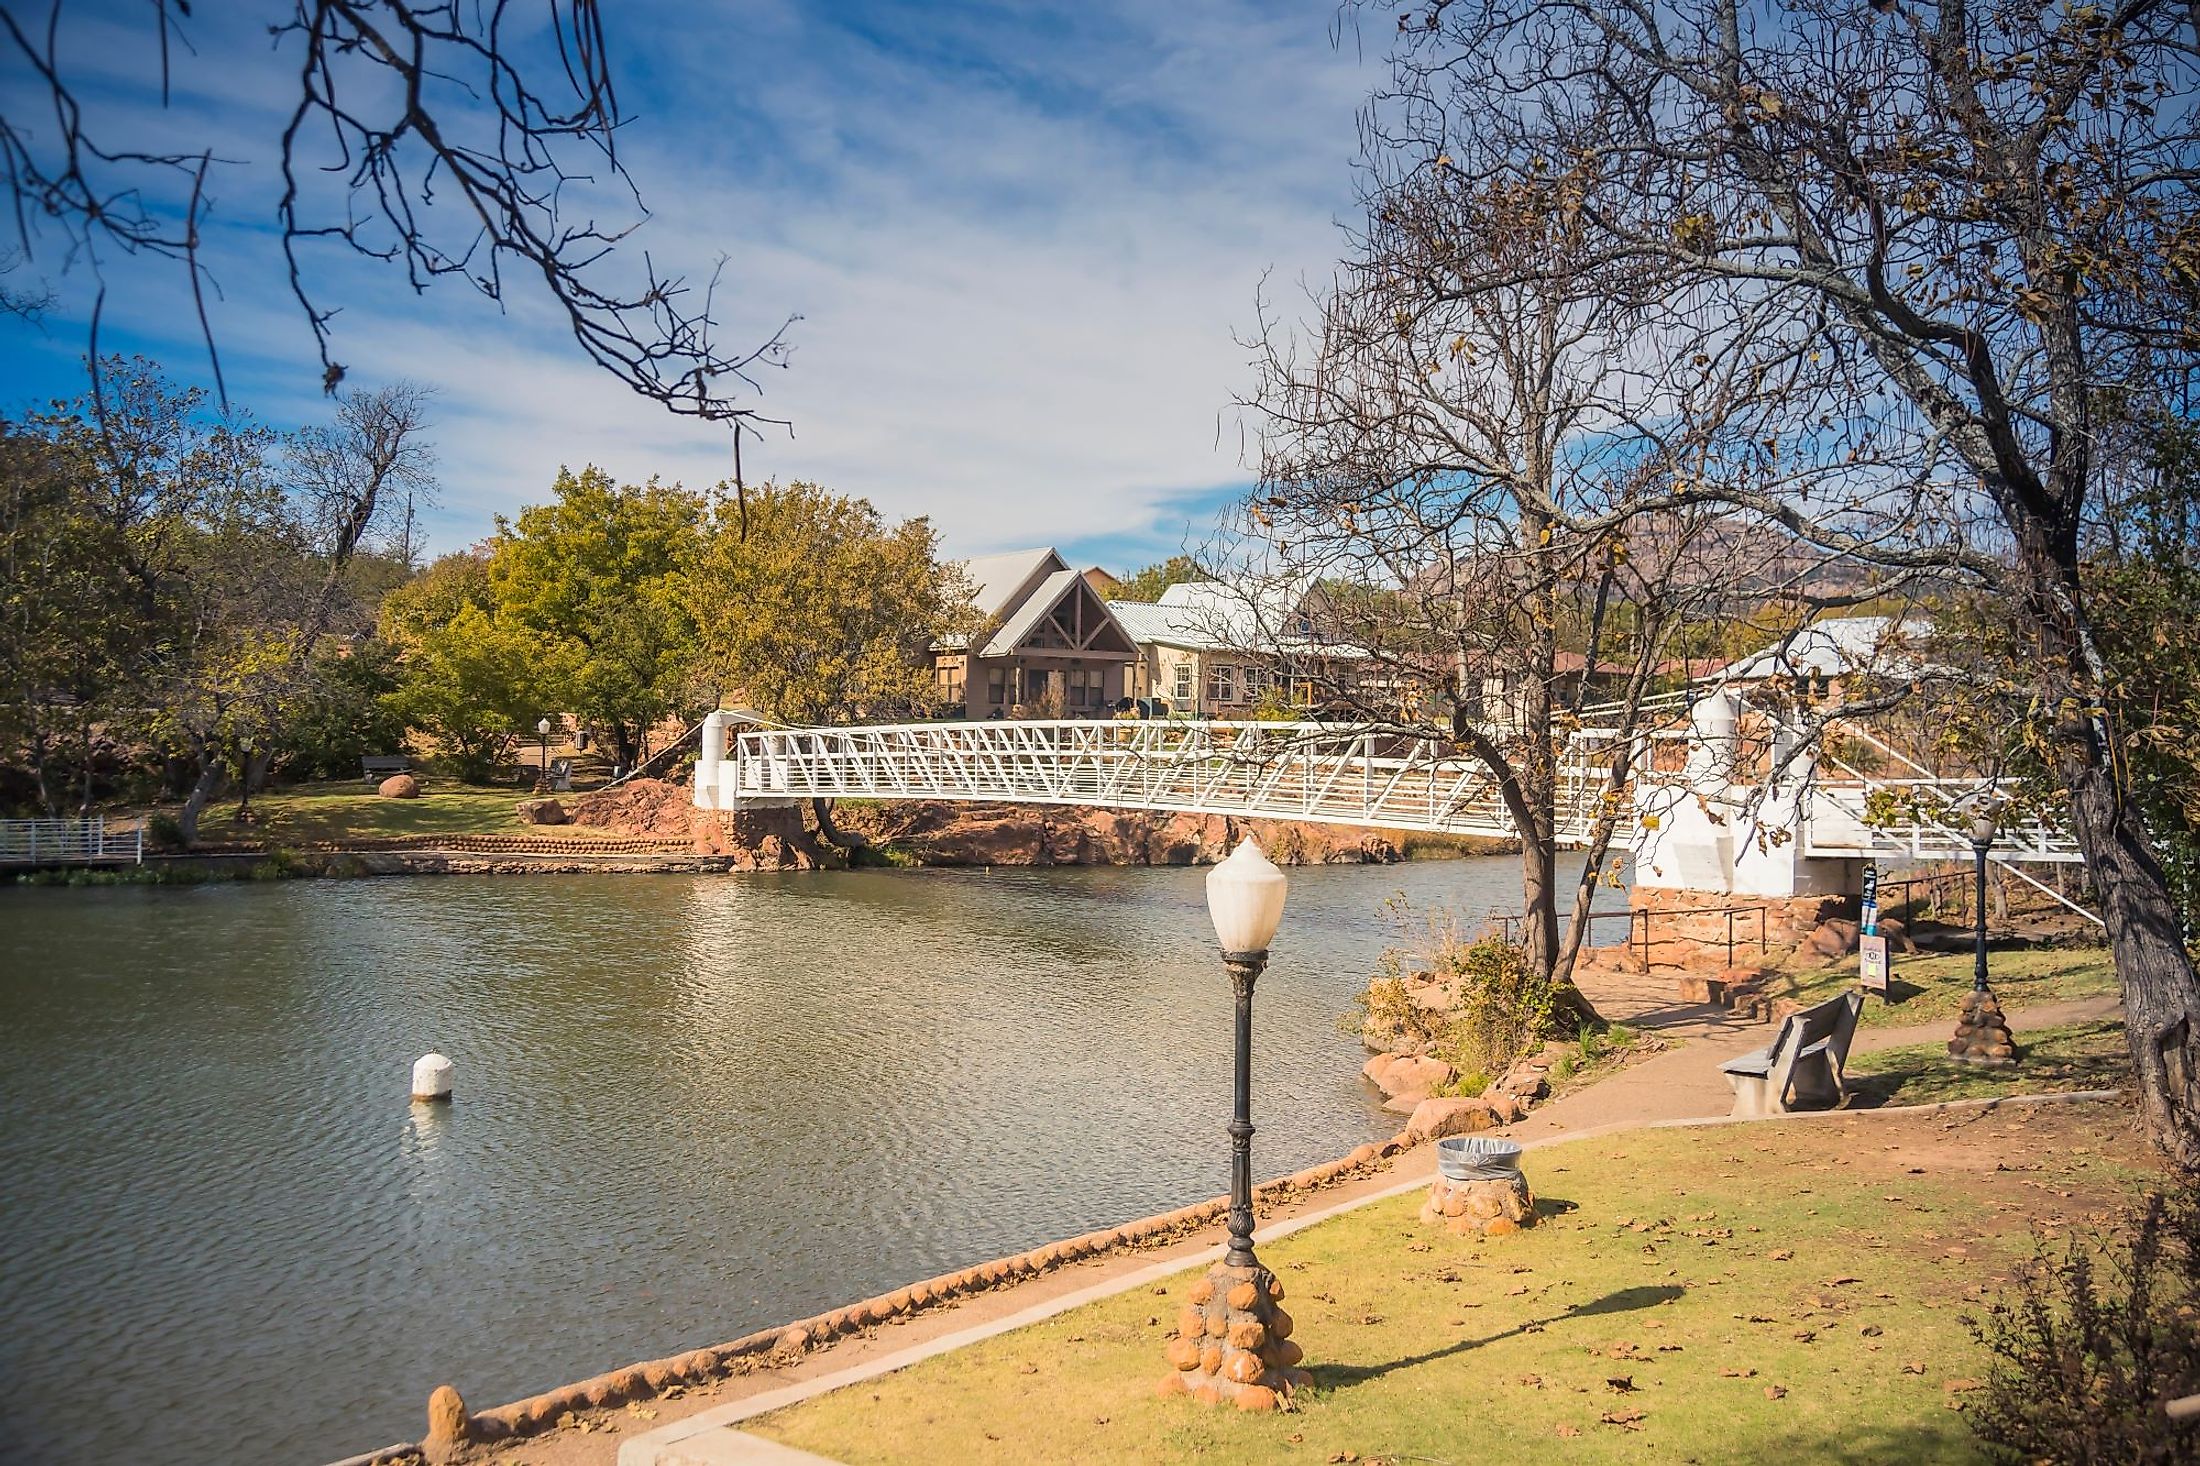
[2,3,793,445]
[1233,150,1877,1021]
[288,380,437,632]
[1370,0,2200,1162]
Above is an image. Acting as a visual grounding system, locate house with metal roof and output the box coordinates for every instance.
[931,548,1142,718]
[1105,577,1368,718]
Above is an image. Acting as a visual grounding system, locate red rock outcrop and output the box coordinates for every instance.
[833,800,1495,867]
[562,782,1503,870]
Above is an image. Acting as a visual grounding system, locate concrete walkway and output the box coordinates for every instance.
[609,987,2125,1466]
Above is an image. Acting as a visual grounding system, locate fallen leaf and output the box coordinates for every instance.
[1556,1424,1581,1438]
[1599,1408,1647,1428]
[1944,1378,1981,1394]
[1765,1385,1788,1400]
[1902,1361,1926,1375]
[1768,1249,1795,1262]
[1605,1376,1636,1394]
[1720,1367,1758,1378]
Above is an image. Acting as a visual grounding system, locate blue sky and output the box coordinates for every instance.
[0,1,1376,571]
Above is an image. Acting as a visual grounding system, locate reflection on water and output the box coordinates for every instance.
[0,858,1611,1464]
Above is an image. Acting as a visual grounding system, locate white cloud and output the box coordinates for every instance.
[0,2,1378,565]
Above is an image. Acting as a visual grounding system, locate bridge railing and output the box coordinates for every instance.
[0,817,145,866]
[718,719,1632,846]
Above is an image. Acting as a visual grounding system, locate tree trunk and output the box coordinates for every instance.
[176,754,225,846]
[28,726,53,815]
[810,796,858,856]
[2062,746,2200,1168]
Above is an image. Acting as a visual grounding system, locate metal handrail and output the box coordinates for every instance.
[0,817,144,866]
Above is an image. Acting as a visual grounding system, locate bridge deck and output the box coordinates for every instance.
[696,719,2079,865]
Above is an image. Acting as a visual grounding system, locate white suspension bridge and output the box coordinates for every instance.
[692,709,2084,912]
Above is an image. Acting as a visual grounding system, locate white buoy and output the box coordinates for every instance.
[411,1053,453,1103]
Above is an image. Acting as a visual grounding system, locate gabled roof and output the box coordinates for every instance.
[962,547,1066,620]
[983,568,1082,656]
[979,567,1138,658]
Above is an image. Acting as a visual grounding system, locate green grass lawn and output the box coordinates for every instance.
[749,1102,2151,1466]
[188,780,627,845]
[1777,947,2118,1030]
[1848,1021,2130,1107]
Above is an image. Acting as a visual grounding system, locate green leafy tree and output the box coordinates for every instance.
[1114,554,1208,603]
[691,481,973,725]
[273,639,410,781]
[488,467,705,765]
[382,603,561,780]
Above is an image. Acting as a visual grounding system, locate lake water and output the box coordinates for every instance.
[0,858,1612,1464]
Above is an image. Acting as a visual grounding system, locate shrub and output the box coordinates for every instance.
[144,812,187,852]
[1440,932,1556,1080]
[1964,1172,2200,1464]
[1355,899,1556,1077]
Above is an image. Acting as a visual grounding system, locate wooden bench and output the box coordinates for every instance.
[1721,990,1864,1119]
[361,755,413,784]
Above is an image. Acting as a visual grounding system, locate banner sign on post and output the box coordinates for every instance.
[1858,862,1888,993]
[1859,933,1890,994]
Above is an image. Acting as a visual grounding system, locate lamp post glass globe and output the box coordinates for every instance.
[538,716,552,775]
[1206,838,1286,1273]
[1206,838,1288,959]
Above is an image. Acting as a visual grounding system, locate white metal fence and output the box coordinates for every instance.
[0,817,145,866]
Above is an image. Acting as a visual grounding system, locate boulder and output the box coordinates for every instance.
[1370,1054,1455,1103]
[516,797,569,826]
[1495,1061,1548,1102]
[378,773,420,799]
[422,1384,471,1464]
[1406,1096,1497,1142]
[1806,918,1861,957]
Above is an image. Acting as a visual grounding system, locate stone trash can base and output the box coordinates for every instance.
[1419,1172,1537,1236]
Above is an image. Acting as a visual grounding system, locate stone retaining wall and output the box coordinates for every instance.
[370,1122,1425,1462]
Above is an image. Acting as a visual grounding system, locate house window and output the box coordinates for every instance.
[1066,668,1103,710]
[986,666,1009,712]
[1207,664,1240,706]
[936,659,965,702]
[1171,662,1194,702]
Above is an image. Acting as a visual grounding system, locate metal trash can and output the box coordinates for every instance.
[1436,1136,1523,1183]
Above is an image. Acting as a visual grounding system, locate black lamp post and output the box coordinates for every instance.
[1160,839,1307,1409]
[1969,809,1996,994]
[1207,839,1287,1268]
[238,734,256,824]
[1949,800,2017,1065]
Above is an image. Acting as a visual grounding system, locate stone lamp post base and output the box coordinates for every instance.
[1948,988,2018,1066]
[1158,1260,1308,1409]
[1419,1172,1538,1236]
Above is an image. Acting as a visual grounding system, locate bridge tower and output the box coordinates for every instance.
[1630,692,1864,901]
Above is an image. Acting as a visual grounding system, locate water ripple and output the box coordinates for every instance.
[0,859,1595,1465]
